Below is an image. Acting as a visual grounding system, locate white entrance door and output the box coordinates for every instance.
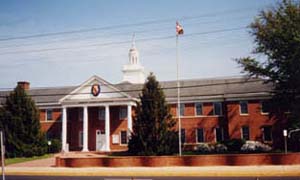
[96,130,106,151]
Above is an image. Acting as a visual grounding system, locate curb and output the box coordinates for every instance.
[3,165,300,177]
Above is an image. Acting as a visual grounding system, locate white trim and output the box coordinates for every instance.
[59,75,133,103]
[61,101,136,108]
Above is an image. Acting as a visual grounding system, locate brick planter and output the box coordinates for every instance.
[56,153,300,167]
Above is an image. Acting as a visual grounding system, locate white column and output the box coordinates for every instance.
[62,107,67,152]
[127,105,132,132]
[82,106,89,152]
[105,105,110,151]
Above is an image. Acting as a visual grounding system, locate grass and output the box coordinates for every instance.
[5,154,53,166]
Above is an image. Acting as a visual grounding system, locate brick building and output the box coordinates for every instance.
[0,41,286,152]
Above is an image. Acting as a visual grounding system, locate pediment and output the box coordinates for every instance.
[60,75,131,103]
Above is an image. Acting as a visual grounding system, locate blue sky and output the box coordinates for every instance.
[0,0,278,88]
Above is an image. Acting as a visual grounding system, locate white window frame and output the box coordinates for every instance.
[119,106,127,120]
[98,107,105,120]
[215,127,224,142]
[79,131,83,147]
[196,128,205,143]
[45,109,53,121]
[241,126,250,140]
[195,102,203,116]
[239,101,249,115]
[120,130,128,145]
[213,102,223,116]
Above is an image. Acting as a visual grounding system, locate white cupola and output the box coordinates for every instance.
[122,34,145,84]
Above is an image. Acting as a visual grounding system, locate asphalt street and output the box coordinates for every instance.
[5,176,300,180]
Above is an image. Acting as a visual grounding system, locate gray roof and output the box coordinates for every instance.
[0,76,273,107]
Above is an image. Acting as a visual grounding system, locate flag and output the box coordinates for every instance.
[176,21,184,35]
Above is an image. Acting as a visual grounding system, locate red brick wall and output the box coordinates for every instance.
[56,153,300,167]
[40,99,285,151]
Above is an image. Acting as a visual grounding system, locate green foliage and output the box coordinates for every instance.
[48,139,61,153]
[222,139,246,152]
[0,85,47,157]
[128,73,179,156]
[235,0,300,149]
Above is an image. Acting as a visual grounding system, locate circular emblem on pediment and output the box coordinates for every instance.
[91,84,101,97]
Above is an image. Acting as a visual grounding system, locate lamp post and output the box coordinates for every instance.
[48,141,52,153]
[283,129,287,154]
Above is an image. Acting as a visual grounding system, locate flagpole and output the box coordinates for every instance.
[176,34,182,156]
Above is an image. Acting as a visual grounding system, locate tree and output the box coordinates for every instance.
[0,85,47,157]
[128,73,178,155]
[236,0,300,150]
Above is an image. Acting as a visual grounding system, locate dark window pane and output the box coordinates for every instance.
[119,107,127,119]
[181,129,185,144]
[263,126,272,141]
[261,101,270,113]
[121,131,127,144]
[197,128,204,142]
[180,103,185,116]
[240,101,248,114]
[195,103,203,115]
[242,126,250,140]
[46,109,53,121]
[216,127,223,142]
[213,102,222,116]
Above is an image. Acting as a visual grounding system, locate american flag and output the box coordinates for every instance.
[176,21,184,35]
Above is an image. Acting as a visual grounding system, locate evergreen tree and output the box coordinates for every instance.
[236,0,300,142]
[0,85,47,157]
[128,73,178,155]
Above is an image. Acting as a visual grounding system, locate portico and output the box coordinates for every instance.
[59,75,137,152]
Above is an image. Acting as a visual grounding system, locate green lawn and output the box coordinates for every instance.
[5,154,53,166]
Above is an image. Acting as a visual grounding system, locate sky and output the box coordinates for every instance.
[0,0,279,89]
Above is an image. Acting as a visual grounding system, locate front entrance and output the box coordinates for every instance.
[96,130,106,151]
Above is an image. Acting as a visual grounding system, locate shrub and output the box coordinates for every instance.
[215,143,228,153]
[240,141,272,153]
[195,143,228,154]
[48,139,61,153]
[195,143,214,154]
[222,139,245,152]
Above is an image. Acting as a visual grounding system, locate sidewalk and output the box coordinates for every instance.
[3,165,300,177]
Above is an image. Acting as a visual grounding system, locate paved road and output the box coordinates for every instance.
[5,176,300,180]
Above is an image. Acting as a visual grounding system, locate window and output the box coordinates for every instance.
[98,107,105,120]
[79,131,83,147]
[261,101,270,114]
[240,101,248,114]
[263,126,272,141]
[179,103,185,116]
[78,108,83,121]
[196,128,204,143]
[181,129,186,144]
[195,103,203,116]
[215,127,224,142]
[46,109,53,121]
[241,126,250,140]
[213,102,222,116]
[120,131,128,144]
[119,107,127,119]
